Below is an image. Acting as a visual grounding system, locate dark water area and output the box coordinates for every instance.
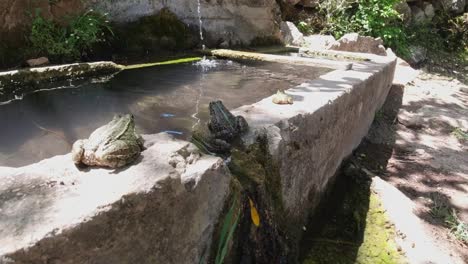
[0,60,330,167]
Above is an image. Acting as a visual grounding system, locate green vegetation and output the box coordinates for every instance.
[297,21,313,35]
[214,194,240,264]
[430,193,468,244]
[28,9,113,61]
[405,11,467,57]
[445,211,468,243]
[296,0,467,59]
[317,0,408,55]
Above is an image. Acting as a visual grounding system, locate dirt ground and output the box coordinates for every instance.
[353,64,468,263]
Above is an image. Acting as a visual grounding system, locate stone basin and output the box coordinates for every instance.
[0,49,396,263]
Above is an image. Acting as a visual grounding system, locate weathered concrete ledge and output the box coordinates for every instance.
[206,49,354,70]
[231,51,397,238]
[0,62,123,103]
[0,134,230,263]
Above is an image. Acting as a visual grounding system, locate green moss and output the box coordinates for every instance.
[0,62,122,101]
[300,165,404,264]
[123,57,202,70]
[228,136,284,214]
[224,137,290,262]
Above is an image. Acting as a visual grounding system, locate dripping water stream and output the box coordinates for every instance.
[192,0,218,129]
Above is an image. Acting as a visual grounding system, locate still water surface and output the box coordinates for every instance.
[0,60,330,167]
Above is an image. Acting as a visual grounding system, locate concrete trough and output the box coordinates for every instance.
[0,49,396,263]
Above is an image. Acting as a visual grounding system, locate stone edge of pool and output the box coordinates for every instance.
[0,50,397,263]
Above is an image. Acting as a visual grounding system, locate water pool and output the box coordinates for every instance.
[0,59,330,167]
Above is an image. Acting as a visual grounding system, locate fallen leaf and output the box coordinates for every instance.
[249,198,260,227]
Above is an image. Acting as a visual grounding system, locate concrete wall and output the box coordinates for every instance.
[229,50,396,234]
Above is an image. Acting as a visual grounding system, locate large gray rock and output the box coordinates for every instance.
[1,0,282,62]
[0,133,230,264]
[407,45,428,65]
[280,21,305,46]
[89,0,282,46]
[328,33,387,56]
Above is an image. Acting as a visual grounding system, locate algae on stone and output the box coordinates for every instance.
[300,163,405,264]
[212,134,290,263]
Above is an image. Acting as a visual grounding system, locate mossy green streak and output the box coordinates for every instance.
[300,164,405,264]
[123,57,202,70]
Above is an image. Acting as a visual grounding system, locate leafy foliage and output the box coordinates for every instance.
[29,9,113,61]
[315,0,467,59]
[445,210,468,243]
[429,10,467,53]
[215,195,240,264]
[297,21,312,34]
[319,0,357,38]
[319,0,408,55]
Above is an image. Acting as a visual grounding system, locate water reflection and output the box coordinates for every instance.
[0,60,330,167]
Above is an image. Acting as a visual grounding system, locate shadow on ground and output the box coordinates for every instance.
[305,81,468,262]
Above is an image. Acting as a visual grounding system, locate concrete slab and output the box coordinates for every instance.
[0,134,230,263]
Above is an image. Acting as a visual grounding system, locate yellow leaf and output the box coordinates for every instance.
[249,198,260,227]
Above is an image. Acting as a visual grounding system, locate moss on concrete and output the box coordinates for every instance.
[228,136,284,215]
[0,62,122,102]
[300,49,371,62]
[0,56,203,102]
[221,135,290,263]
[300,163,404,264]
